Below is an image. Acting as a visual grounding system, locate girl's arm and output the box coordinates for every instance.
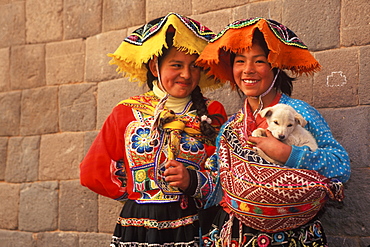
[248,98,350,183]
[284,100,351,182]
[80,104,133,200]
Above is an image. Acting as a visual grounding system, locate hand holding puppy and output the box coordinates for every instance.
[249,129,292,165]
[250,104,318,165]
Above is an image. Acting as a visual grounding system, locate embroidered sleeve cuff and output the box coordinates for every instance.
[285,145,305,168]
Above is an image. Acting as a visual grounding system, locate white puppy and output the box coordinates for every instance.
[252,104,318,165]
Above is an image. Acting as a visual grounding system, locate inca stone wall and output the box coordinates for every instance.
[0,0,369,246]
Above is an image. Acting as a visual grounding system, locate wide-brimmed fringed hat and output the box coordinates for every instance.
[196,17,321,86]
[108,12,222,91]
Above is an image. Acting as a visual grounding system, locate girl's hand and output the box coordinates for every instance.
[248,129,292,164]
[163,160,190,191]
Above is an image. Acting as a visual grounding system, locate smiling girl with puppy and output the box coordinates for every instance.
[197,18,350,246]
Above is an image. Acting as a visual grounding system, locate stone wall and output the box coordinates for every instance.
[0,0,369,246]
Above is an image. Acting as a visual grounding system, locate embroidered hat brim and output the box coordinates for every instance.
[108,12,222,91]
[196,18,321,84]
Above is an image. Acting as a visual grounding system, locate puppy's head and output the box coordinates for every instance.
[259,104,307,141]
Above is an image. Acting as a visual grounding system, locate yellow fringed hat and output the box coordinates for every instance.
[108,12,222,91]
[197,18,321,86]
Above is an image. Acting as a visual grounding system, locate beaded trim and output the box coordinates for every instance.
[211,17,307,49]
[117,214,198,230]
[125,12,215,45]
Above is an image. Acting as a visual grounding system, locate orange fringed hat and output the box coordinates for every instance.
[197,18,321,86]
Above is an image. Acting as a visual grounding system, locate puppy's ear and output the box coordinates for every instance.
[259,107,273,118]
[295,113,307,127]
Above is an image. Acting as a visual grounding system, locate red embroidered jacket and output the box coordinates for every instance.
[80,93,227,202]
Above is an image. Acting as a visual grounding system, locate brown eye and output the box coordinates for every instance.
[273,121,279,125]
[287,124,293,127]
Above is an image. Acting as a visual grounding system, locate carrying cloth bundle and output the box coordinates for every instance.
[217,108,344,233]
[196,17,321,88]
[196,17,341,232]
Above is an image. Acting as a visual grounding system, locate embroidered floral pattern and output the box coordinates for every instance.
[202,219,328,247]
[114,160,128,189]
[180,132,205,153]
[257,235,270,247]
[123,92,218,202]
[131,127,158,154]
[273,232,285,243]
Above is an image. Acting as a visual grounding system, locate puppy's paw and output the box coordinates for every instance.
[253,146,260,154]
[252,128,267,137]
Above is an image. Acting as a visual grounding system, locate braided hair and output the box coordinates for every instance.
[189,85,224,143]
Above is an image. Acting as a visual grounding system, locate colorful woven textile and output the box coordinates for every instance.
[124,14,215,46]
[197,17,321,86]
[202,211,329,247]
[217,108,340,233]
[119,91,212,196]
[108,12,221,91]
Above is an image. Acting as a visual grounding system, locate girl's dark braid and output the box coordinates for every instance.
[190,86,224,144]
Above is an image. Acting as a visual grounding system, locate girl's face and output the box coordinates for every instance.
[150,47,201,98]
[232,43,274,97]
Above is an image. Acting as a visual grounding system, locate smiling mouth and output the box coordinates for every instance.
[176,81,191,86]
[242,79,258,84]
